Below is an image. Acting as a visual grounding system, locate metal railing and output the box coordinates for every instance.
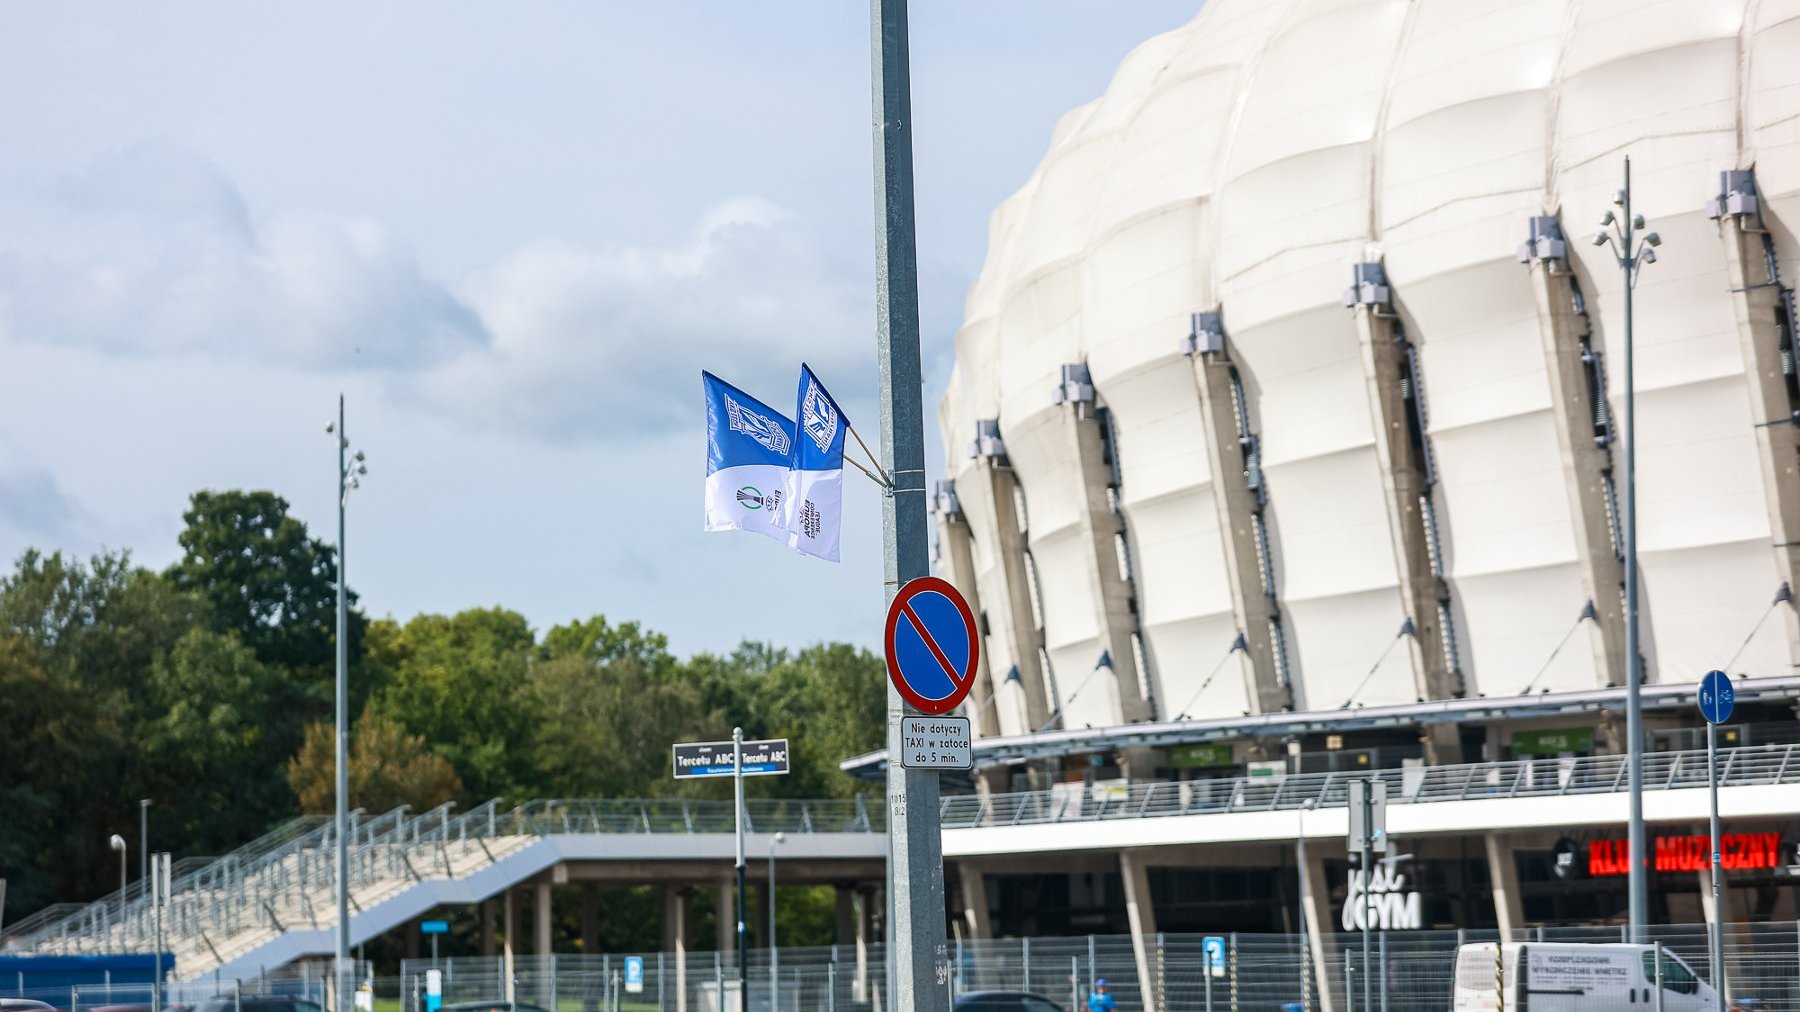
[939,741,1800,829]
[8,742,1793,981]
[1,795,881,977]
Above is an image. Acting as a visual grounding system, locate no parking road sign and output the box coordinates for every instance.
[885,576,979,716]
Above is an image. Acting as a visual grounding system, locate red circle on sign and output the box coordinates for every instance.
[884,576,980,715]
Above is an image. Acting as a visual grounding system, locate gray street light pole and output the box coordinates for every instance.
[328,396,367,1012]
[109,835,127,896]
[768,832,785,1012]
[1593,156,1660,941]
[1297,799,1315,1012]
[139,800,150,885]
[869,2,949,1010]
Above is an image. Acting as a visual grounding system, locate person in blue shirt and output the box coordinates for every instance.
[1087,979,1117,1012]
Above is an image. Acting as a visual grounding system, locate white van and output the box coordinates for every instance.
[1453,942,1719,1012]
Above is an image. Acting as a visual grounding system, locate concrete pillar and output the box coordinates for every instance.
[502,889,517,1002]
[854,886,876,1003]
[1187,312,1294,712]
[1485,833,1525,940]
[664,887,689,1012]
[1346,264,1464,760]
[580,884,598,955]
[535,880,553,955]
[833,886,855,946]
[956,863,991,941]
[966,429,1051,729]
[935,481,1002,739]
[1522,218,1629,687]
[752,882,769,948]
[1119,851,1160,1012]
[480,899,495,958]
[1055,369,1153,725]
[1714,173,1800,662]
[715,878,734,954]
[1300,842,1335,1012]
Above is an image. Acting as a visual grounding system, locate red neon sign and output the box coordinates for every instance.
[1588,833,1782,876]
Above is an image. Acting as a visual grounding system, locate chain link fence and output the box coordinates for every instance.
[13,924,1795,1012]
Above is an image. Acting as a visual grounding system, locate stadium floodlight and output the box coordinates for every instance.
[326,395,369,1012]
[1596,156,1662,942]
[1599,210,1615,226]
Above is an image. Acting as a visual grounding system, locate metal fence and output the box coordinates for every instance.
[380,922,1800,1012]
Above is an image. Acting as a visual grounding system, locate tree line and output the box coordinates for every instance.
[0,489,885,943]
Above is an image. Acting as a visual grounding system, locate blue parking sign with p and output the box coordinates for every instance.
[1204,936,1226,978]
[625,955,644,994]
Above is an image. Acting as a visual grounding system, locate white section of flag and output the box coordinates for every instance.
[784,465,842,562]
[704,463,795,546]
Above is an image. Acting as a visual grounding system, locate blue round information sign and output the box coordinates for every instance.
[1698,669,1734,724]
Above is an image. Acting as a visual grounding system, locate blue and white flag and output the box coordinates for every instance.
[779,363,847,562]
[703,371,797,547]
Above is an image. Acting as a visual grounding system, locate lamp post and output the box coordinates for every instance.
[768,831,785,1012]
[1296,799,1316,1012]
[326,396,368,1012]
[138,800,149,886]
[1592,156,1661,940]
[109,835,128,897]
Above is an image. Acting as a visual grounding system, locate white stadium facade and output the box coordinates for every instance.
[846,0,1800,953]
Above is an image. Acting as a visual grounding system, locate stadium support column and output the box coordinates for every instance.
[1299,841,1335,1012]
[716,877,734,954]
[934,481,1005,773]
[1484,834,1524,940]
[1345,264,1464,761]
[1710,171,1800,661]
[956,862,991,941]
[664,887,689,1012]
[968,421,1052,730]
[1053,364,1154,735]
[1185,312,1294,712]
[1119,851,1160,1012]
[503,889,517,1002]
[1519,217,1629,687]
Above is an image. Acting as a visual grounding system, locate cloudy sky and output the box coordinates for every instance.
[0,2,1198,654]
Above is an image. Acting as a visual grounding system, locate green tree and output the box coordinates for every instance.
[167,490,363,693]
[527,650,720,798]
[140,627,293,853]
[288,711,465,815]
[365,608,537,800]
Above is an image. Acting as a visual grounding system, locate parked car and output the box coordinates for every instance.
[1454,942,1718,1012]
[0,1000,56,1012]
[187,997,320,1012]
[954,991,1066,1012]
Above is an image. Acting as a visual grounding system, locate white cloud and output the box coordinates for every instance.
[0,140,487,370]
[406,195,873,442]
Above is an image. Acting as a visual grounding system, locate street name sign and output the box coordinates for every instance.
[900,716,972,770]
[672,738,790,779]
[884,576,980,715]
[1698,669,1734,724]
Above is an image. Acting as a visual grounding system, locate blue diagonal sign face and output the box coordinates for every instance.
[884,576,980,715]
[1698,669,1734,724]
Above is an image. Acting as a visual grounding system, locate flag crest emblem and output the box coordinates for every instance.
[724,392,791,455]
[801,382,838,453]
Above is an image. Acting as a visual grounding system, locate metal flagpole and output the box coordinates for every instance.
[869,1,949,1010]
[733,727,747,1012]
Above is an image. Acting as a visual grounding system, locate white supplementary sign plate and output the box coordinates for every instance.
[901,716,973,770]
